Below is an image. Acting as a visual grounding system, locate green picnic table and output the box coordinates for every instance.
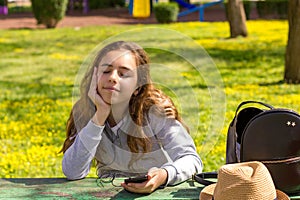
[0,178,299,199]
[0,178,202,199]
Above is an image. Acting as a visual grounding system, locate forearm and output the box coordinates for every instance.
[162,154,203,185]
[62,139,94,180]
[150,117,203,185]
[62,120,104,180]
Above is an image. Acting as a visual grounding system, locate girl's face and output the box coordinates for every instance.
[97,50,138,105]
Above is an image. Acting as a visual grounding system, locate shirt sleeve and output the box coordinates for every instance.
[62,120,104,180]
[151,116,203,185]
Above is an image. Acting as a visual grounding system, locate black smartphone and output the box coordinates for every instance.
[124,175,149,184]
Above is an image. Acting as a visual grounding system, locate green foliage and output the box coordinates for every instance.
[243,1,251,20]
[1,20,299,176]
[30,0,68,28]
[0,0,5,6]
[88,0,109,9]
[256,0,288,19]
[8,6,32,14]
[153,2,179,23]
[88,0,125,9]
[111,0,125,7]
[276,0,288,19]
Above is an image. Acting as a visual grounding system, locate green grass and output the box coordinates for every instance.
[1,20,299,177]
[7,6,32,13]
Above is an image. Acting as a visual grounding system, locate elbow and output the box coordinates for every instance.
[62,160,88,180]
[62,166,87,181]
[195,156,204,174]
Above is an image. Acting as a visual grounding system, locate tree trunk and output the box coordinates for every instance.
[227,0,248,38]
[284,0,300,84]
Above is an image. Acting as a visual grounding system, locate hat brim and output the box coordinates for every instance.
[276,189,290,200]
[199,183,216,200]
[199,184,290,200]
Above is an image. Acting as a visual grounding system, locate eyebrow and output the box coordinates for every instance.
[100,63,133,71]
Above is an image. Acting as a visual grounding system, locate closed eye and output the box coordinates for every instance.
[119,69,133,78]
[100,64,112,74]
[99,64,134,78]
[103,70,111,74]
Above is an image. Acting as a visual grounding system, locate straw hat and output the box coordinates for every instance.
[199,161,290,200]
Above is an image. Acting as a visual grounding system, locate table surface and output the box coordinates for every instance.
[0,178,204,200]
[0,178,299,200]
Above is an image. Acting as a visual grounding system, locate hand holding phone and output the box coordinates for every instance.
[124,175,149,184]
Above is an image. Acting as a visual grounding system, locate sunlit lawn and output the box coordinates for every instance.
[1,19,299,177]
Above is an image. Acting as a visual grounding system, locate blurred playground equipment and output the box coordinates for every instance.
[128,0,152,18]
[0,0,224,22]
[0,5,8,15]
[176,0,224,21]
[128,0,224,21]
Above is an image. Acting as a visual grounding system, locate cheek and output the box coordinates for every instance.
[129,76,138,88]
[120,79,137,92]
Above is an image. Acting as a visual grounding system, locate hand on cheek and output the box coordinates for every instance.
[88,67,111,125]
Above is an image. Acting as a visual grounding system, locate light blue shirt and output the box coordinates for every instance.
[62,112,203,185]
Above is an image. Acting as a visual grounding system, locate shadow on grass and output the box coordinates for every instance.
[0,80,73,101]
[259,80,285,86]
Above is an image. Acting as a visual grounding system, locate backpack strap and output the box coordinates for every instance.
[193,171,218,186]
[233,101,274,120]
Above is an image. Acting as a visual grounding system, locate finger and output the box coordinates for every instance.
[88,67,98,101]
[121,183,150,194]
[129,182,148,188]
[90,67,98,91]
[121,183,137,192]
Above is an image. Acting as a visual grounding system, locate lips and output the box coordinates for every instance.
[103,86,120,92]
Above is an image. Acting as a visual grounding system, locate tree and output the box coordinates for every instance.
[31,0,68,28]
[227,0,248,38]
[284,0,300,83]
[0,0,7,6]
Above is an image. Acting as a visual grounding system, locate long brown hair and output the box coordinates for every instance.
[60,41,188,154]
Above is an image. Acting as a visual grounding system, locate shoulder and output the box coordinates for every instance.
[147,111,187,135]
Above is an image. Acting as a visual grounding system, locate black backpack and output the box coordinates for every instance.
[194,101,300,195]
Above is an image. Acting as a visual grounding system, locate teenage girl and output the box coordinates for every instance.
[61,41,203,193]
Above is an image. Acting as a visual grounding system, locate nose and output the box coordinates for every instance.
[109,69,118,83]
